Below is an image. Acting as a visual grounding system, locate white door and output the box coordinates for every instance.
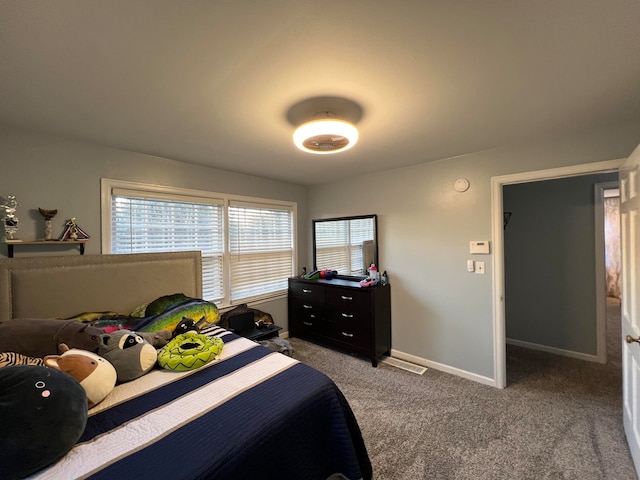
[621,142,640,474]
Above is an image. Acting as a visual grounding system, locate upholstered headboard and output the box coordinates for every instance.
[0,251,203,320]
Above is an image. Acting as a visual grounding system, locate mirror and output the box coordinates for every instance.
[313,214,378,279]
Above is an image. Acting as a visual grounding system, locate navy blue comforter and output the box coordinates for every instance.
[34,332,372,480]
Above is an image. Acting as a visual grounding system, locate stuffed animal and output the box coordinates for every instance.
[0,365,88,480]
[172,317,203,337]
[132,294,219,333]
[44,345,117,408]
[136,329,172,347]
[0,351,44,368]
[98,330,157,383]
[64,311,140,333]
[60,312,171,347]
[70,295,220,335]
[157,331,224,371]
[0,318,103,357]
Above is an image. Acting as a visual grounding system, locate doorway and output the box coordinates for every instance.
[490,158,625,388]
[502,173,618,372]
[600,184,622,368]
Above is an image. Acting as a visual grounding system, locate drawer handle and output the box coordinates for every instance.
[303,304,313,309]
[341,295,353,301]
[303,321,313,326]
[341,331,354,338]
[309,314,316,319]
[341,313,354,318]
[302,289,312,293]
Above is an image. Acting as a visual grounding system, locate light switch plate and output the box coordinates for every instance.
[475,261,485,274]
[470,240,490,254]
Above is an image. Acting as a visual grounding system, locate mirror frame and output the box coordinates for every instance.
[312,214,378,280]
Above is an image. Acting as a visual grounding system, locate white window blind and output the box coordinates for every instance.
[104,179,297,307]
[228,202,294,302]
[349,217,374,274]
[315,217,374,275]
[315,220,350,273]
[111,191,225,303]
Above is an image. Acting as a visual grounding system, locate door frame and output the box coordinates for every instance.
[491,158,625,388]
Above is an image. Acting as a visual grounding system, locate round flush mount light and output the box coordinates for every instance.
[293,114,359,155]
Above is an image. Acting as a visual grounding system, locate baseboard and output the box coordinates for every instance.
[287,335,498,387]
[390,349,497,387]
[506,338,602,363]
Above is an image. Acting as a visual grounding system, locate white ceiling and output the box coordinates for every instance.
[1,1,639,185]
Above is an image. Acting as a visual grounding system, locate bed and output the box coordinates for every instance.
[0,252,372,480]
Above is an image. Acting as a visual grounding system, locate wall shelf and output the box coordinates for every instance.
[4,239,88,258]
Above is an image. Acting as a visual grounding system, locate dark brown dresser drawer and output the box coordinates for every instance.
[294,311,331,337]
[289,299,324,322]
[289,282,324,302]
[326,288,371,310]
[331,318,372,350]
[288,277,391,367]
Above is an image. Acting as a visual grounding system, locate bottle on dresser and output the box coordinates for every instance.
[369,264,378,284]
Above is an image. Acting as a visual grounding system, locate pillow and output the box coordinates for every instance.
[0,365,88,479]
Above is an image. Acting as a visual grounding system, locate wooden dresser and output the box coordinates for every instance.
[288,277,391,366]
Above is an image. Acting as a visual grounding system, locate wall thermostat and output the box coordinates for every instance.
[470,240,490,254]
[454,178,470,192]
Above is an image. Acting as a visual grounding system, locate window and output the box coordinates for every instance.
[228,202,294,302]
[101,179,296,306]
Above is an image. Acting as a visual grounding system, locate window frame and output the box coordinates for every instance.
[101,178,297,307]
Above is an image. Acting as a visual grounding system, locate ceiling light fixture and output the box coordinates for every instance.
[293,112,358,155]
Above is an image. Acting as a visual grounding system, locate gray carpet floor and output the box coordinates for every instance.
[289,298,636,480]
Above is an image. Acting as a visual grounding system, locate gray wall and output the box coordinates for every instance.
[503,173,618,355]
[0,123,308,330]
[307,122,640,381]
[2,120,640,383]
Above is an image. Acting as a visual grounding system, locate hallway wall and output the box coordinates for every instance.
[503,172,618,355]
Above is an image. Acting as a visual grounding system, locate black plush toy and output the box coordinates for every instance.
[0,365,88,479]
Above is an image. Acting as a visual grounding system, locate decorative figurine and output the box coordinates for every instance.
[38,208,58,240]
[1,195,19,241]
[59,217,90,241]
